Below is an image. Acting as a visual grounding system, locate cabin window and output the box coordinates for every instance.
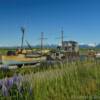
[7,51,16,56]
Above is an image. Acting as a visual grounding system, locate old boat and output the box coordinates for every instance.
[0,51,46,67]
[0,27,47,68]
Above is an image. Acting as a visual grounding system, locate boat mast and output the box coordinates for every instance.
[40,32,47,55]
[61,28,64,48]
[21,27,25,50]
[40,32,44,55]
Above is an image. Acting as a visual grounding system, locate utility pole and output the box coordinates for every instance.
[21,27,25,50]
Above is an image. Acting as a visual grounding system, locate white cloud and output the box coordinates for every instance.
[88,43,96,47]
[79,43,97,47]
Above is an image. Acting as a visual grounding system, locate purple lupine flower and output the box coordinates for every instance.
[6,78,13,89]
[2,84,9,96]
[12,74,18,82]
[13,74,23,93]
[13,74,22,84]
[2,77,8,87]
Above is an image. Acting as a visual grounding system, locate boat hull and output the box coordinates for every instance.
[1,55,46,65]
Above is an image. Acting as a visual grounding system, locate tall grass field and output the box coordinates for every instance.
[0,60,100,100]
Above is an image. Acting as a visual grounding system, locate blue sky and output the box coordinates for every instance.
[0,0,100,46]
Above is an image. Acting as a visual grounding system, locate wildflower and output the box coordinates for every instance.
[13,74,22,83]
[6,78,13,89]
[12,74,18,82]
[2,84,9,96]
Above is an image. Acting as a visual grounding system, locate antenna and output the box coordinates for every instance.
[21,27,25,50]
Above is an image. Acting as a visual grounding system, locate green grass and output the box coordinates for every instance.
[1,60,100,100]
[0,49,8,55]
[29,61,100,100]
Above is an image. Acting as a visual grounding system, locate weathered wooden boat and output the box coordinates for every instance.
[0,47,47,67]
[0,54,46,67]
[47,41,79,60]
[0,27,48,68]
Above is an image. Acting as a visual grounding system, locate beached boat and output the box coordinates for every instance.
[0,53,46,67]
